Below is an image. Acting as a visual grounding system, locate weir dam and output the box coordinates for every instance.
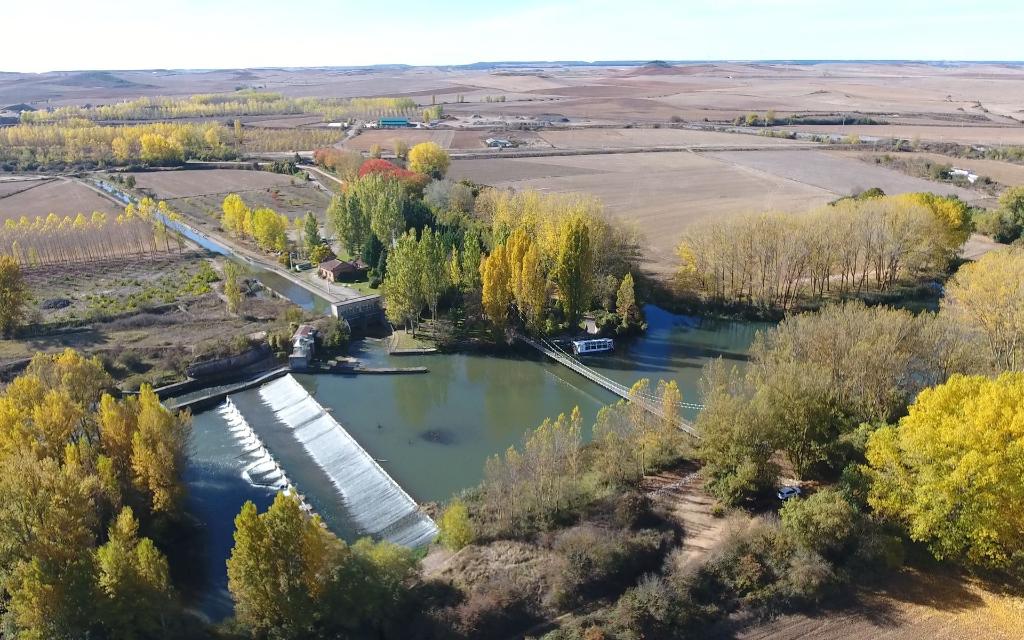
[238,374,439,548]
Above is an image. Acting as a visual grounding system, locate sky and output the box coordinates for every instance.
[5,0,1024,73]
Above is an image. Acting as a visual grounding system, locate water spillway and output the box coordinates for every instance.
[219,399,290,491]
[257,375,438,548]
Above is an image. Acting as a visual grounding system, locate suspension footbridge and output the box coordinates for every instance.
[516,335,703,438]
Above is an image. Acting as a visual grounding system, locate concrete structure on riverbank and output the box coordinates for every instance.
[331,294,384,328]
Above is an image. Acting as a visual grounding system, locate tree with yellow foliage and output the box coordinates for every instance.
[942,248,1024,371]
[407,141,450,178]
[0,256,28,337]
[553,216,594,328]
[221,193,251,237]
[480,244,512,331]
[866,372,1024,569]
[130,385,191,515]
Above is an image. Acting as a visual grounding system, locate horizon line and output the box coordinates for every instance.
[4,59,1024,75]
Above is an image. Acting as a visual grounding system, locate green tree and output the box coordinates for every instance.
[780,488,858,557]
[438,500,474,551]
[301,211,322,255]
[95,507,174,638]
[616,272,637,324]
[223,261,243,313]
[696,361,779,505]
[418,227,449,323]
[0,255,28,337]
[355,174,406,246]
[382,230,424,333]
[866,372,1024,569]
[327,192,370,255]
[553,216,594,328]
[227,493,332,638]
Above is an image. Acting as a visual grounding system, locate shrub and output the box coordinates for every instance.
[780,488,858,558]
[548,526,670,610]
[438,500,475,551]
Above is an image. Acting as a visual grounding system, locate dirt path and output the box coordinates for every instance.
[642,465,732,571]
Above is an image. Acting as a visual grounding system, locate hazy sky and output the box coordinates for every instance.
[6,0,1023,72]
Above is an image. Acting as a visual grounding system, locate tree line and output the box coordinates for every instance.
[220,193,291,253]
[676,192,972,310]
[20,91,417,124]
[1,197,186,267]
[0,121,342,171]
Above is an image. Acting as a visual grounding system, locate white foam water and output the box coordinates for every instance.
[218,400,289,492]
[258,375,439,548]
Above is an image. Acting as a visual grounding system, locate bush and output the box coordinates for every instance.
[438,500,475,551]
[698,516,837,612]
[780,488,858,558]
[454,577,539,639]
[548,526,671,610]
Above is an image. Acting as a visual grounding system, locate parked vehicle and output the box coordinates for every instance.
[777,486,802,501]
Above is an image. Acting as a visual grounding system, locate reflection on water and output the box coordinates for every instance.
[295,306,768,503]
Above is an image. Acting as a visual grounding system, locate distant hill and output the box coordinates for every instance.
[49,71,150,89]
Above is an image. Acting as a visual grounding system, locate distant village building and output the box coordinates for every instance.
[951,168,979,184]
[485,138,514,148]
[377,117,411,128]
[318,258,369,283]
[289,324,318,369]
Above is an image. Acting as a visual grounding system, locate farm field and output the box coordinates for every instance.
[344,129,457,152]
[781,124,1024,146]
[121,169,299,199]
[535,128,811,149]
[451,151,835,274]
[706,150,984,203]
[111,169,332,227]
[836,150,1024,187]
[0,178,122,220]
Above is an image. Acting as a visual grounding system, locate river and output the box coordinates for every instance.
[182,305,767,620]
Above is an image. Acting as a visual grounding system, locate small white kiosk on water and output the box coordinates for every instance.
[572,338,614,355]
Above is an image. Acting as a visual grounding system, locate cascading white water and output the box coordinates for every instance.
[258,374,439,548]
[218,400,289,491]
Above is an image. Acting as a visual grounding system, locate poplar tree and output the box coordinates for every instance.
[554,217,593,328]
[382,230,424,333]
[0,256,27,337]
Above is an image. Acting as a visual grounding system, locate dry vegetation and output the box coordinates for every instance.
[0,252,291,389]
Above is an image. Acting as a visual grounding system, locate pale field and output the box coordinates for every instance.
[835,150,1024,186]
[707,150,984,203]
[783,125,1024,146]
[121,169,300,199]
[343,129,456,152]
[452,148,991,275]
[536,128,811,149]
[451,152,835,274]
[0,178,122,220]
